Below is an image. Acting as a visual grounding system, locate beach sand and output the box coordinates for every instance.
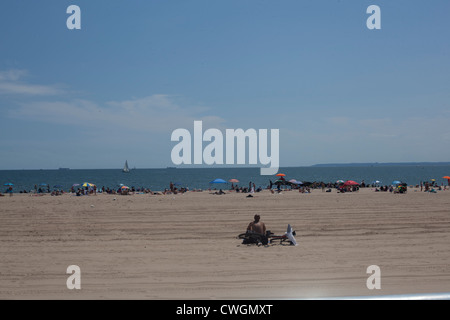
[1,188,449,299]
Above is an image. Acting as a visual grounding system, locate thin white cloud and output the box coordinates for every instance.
[326,116,351,126]
[0,69,28,81]
[0,69,63,95]
[8,95,226,134]
[0,82,63,95]
[358,118,392,128]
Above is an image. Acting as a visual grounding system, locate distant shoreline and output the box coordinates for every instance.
[2,162,450,171]
[310,162,450,168]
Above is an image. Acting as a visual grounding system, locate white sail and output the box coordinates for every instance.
[123,160,130,173]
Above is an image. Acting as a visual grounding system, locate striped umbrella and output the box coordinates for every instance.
[82,182,96,187]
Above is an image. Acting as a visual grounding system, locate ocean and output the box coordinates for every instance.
[1,165,450,193]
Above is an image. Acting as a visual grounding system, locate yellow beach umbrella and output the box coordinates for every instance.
[82,182,95,187]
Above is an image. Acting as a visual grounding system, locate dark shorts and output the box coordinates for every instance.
[242,232,269,245]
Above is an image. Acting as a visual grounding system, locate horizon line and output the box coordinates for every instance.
[1,161,450,171]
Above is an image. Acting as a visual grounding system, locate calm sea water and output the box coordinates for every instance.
[1,165,450,193]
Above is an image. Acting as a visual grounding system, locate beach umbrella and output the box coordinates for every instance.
[343,180,359,186]
[210,178,226,184]
[392,181,402,185]
[120,185,129,189]
[275,179,291,186]
[228,179,239,183]
[372,180,381,184]
[72,183,80,187]
[82,182,96,187]
[4,183,13,186]
[336,180,345,184]
[276,173,286,177]
[442,176,450,179]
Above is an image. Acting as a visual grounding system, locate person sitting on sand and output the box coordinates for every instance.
[247,214,266,235]
[243,214,268,245]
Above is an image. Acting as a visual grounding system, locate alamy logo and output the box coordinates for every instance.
[171,121,279,175]
[66,265,81,290]
[66,5,81,30]
[366,265,381,290]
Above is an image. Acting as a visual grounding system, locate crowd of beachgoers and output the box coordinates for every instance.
[1,177,447,197]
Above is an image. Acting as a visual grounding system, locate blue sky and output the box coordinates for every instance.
[1,0,449,169]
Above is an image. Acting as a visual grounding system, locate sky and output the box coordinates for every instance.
[0,0,449,170]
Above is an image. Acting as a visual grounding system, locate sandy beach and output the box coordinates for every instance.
[1,187,450,299]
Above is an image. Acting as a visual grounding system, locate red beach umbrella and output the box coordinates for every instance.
[343,180,359,186]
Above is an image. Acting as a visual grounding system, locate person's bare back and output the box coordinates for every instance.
[247,214,266,235]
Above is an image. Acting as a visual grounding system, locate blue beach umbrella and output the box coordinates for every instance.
[392,181,402,185]
[210,178,227,184]
[4,183,13,186]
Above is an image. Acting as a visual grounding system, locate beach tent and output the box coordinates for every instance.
[210,178,226,184]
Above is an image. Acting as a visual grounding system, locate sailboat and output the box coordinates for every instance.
[122,160,130,173]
